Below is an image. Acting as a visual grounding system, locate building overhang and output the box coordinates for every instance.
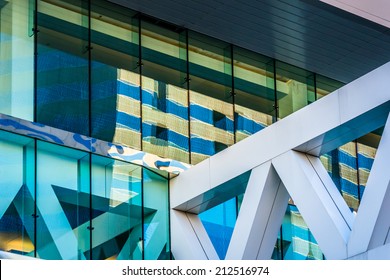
[110,0,390,84]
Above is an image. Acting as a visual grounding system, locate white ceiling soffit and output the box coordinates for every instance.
[321,0,390,29]
[109,0,390,84]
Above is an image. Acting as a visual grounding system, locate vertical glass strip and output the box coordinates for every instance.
[188,31,233,164]
[36,141,90,259]
[91,155,142,260]
[143,168,170,260]
[0,131,35,256]
[0,0,34,120]
[141,19,189,163]
[233,47,274,142]
[275,61,313,119]
[36,0,89,135]
[90,0,141,149]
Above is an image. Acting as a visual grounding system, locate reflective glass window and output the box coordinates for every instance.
[233,47,275,142]
[276,62,314,119]
[36,141,90,259]
[91,155,142,260]
[188,32,233,164]
[90,1,141,149]
[141,19,189,163]
[316,74,344,99]
[36,0,89,135]
[0,131,35,256]
[0,0,34,120]
[320,142,359,211]
[357,128,381,200]
[143,168,170,259]
[276,205,324,260]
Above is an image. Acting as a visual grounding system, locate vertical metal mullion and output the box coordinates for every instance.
[141,168,145,260]
[33,0,38,258]
[88,0,92,138]
[33,139,37,258]
[87,0,93,260]
[167,177,172,259]
[33,0,38,123]
[355,141,362,204]
[231,44,236,144]
[273,59,279,122]
[279,227,284,260]
[138,15,143,151]
[314,72,318,101]
[186,29,191,164]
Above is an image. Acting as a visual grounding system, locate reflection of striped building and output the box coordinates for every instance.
[142,76,189,163]
[321,142,377,211]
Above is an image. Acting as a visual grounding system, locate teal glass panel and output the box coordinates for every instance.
[199,198,237,259]
[233,47,275,142]
[0,131,35,256]
[357,128,382,202]
[275,61,314,119]
[188,32,233,164]
[36,141,90,260]
[143,168,170,260]
[141,19,189,163]
[320,142,359,211]
[280,205,324,260]
[0,0,34,120]
[316,74,344,99]
[36,0,89,135]
[90,1,141,149]
[91,155,142,260]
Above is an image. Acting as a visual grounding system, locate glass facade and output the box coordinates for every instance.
[0,0,342,165]
[2,0,376,261]
[0,130,169,260]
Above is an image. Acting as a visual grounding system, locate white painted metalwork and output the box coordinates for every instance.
[170,62,390,260]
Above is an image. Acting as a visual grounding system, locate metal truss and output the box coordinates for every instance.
[170,62,390,260]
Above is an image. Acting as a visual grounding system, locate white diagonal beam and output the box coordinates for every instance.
[348,113,390,257]
[170,209,219,260]
[272,151,353,259]
[171,61,390,210]
[226,162,289,260]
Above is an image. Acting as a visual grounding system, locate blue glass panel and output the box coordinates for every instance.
[199,198,237,259]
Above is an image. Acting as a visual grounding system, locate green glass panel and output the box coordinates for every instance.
[273,205,324,260]
[316,74,344,99]
[90,1,141,149]
[188,31,233,164]
[233,47,275,142]
[36,0,89,135]
[91,155,142,260]
[141,19,189,163]
[36,141,90,260]
[0,0,34,120]
[143,168,170,260]
[276,61,314,119]
[0,131,35,256]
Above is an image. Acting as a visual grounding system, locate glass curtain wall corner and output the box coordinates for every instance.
[0,129,169,260]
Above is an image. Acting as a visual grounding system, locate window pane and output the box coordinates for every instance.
[36,141,90,259]
[233,47,275,142]
[0,0,34,120]
[36,0,89,135]
[316,75,344,99]
[281,205,324,260]
[189,32,233,164]
[320,142,359,211]
[143,168,170,259]
[0,131,35,256]
[91,155,142,260]
[90,1,141,149]
[276,62,314,119]
[141,19,189,163]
